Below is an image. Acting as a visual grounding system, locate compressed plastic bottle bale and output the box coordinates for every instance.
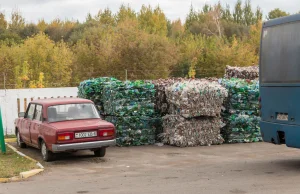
[105,116,159,146]
[220,78,261,143]
[160,115,224,147]
[165,80,228,118]
[101,80,156,116]
[225,65,259,80]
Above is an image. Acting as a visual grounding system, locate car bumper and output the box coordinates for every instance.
[52,139,116,153]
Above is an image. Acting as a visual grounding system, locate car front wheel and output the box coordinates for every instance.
[16,131,26,148]
[41,140,55,162]
[94,147,106,157]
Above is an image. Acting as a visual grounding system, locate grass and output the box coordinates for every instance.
[5,134,16,139]
[0,145,37,178]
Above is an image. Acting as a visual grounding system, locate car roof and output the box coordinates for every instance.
[264,14,300,28]
[31,98,93,106]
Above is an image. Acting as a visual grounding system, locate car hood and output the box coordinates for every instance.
[48,119,114,131]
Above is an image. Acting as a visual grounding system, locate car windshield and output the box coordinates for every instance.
[47,103,100,122]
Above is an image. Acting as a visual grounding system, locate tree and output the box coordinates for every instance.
[37,19,48,32]
[138,5,168,36]
[233,0,243,24]
[267,8,289,20]
[9,10,25,33]
[243,0,255,26]
[255,7,263,23]
[168,19,184,39]
[0,12,7,32]
[185,4,198,30]
[18,33,73,87]
[95,8,116,26]
[222,4,233,22]
[20,23,39,38]
[116,4,136,23]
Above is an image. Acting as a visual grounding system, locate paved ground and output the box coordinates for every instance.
[2,142,300,194]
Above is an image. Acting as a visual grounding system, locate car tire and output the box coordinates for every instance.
[16,131,27,148]
[94,147,106,157]
[41,140,55,162]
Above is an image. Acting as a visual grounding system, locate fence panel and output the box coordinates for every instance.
[0,87,78,135]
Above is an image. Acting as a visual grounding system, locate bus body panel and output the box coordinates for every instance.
[260,86,300,125]
[260,121,300,148]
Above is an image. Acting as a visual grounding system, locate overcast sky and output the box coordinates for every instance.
[0,0,299,23]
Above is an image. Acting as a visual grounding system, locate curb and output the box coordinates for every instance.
[4,138,16,143]
[0,144,44,183]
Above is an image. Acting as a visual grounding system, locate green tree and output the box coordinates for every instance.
[267,8,289,20]
[116,4,136,23]
[95,8,116,26]
[243,0,255,26]
[233,0,243,24]
[138,5,168,36]
[20,23,39,38]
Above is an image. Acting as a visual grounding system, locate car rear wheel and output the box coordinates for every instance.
[41,140,55,162]
[16,131,26,148]
[94,147,106,157]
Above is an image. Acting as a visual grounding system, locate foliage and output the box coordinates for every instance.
[267,8,289,20]
[0,1,291,89]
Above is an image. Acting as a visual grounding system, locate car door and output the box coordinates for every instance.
[21,103,36,144]
[30,104,43,147]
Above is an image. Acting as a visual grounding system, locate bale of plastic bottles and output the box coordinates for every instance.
[222,114,262,143]
[78,77,158,146]
[220,78,262,143]
[225,65,259,80]
[101,80,155,116]
[78,77,121,114]
[160,115,224,147]
[105,116,161,146]
[165,80,228,118]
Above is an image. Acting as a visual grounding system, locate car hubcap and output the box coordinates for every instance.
[42,143,47,158]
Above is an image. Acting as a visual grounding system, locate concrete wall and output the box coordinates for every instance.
[0,87,78,135]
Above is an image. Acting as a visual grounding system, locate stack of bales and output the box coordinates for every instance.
[221,65,261,143]
[225,65,259,80]
[78,78,159,146]
[157,79,228,147]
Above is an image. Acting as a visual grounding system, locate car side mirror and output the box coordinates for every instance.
[18,112,25,118]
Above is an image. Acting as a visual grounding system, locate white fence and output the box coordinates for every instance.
[0,87,78,135]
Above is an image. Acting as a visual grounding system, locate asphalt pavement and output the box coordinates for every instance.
[2,142,300,194]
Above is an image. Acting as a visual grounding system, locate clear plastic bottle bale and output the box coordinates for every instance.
[160,115,224,147]
[165,80,228,118]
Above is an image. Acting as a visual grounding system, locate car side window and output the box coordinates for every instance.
[34,105,43,121]
[26,104,35,120]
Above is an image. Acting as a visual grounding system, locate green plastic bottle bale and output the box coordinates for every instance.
[222,114,262,143]
[105,116,159,146]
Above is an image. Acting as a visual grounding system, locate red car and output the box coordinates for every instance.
[15,98,116,162]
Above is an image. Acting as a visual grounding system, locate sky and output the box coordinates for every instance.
[0,0,299,23]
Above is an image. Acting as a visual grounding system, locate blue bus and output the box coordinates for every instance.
[260,14,300,148]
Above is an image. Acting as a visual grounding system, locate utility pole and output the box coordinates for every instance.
[125,69,128,81]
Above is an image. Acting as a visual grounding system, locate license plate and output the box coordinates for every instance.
[75,131,97,139]
[277,114,288,121]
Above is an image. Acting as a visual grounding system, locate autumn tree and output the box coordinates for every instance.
[116,4,136,23]
[138,5,168,36]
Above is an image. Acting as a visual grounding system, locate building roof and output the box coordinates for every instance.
[31,98,93,106]
[264,14,300,28]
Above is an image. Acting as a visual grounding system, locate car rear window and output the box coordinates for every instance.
[47,103,100,122]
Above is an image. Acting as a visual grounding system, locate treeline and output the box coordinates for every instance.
[0,1,295,88]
